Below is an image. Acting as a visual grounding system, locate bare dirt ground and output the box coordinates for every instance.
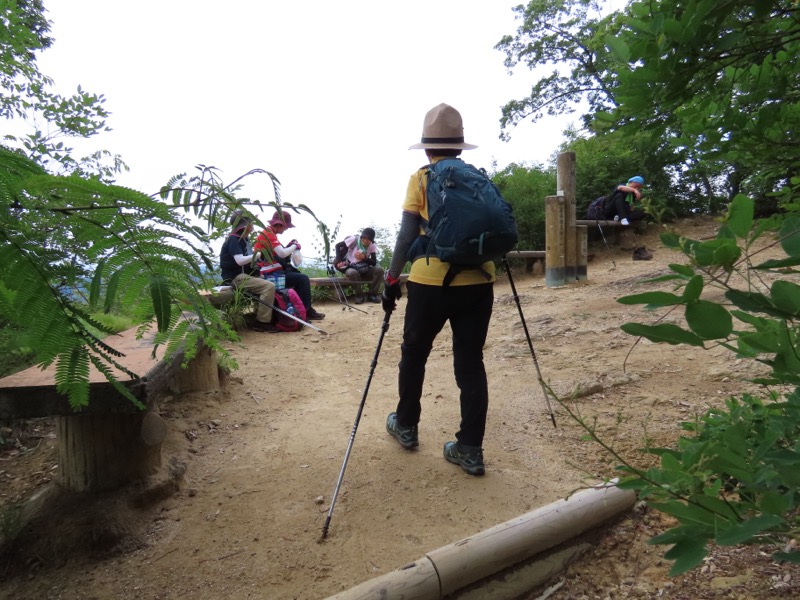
[2,216,799,599]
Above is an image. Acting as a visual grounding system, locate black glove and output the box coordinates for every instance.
[381,276,402,313]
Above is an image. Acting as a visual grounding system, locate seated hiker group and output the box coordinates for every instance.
[219,210,385,333]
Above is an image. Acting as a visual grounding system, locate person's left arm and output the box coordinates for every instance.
[366,242,378,266]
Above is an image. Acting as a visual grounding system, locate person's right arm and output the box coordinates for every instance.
[617,185,641,200]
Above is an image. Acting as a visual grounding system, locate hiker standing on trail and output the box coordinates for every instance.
[603,176,646,226]
[382,103,496,476]
[219,212,278,333]
[253,211,325,321]
[334,227,384,304]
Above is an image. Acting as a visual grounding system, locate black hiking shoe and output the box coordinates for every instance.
[250,321,279,333]
[443,441,485,476]
[307,309,326,320]
[632,246,653,261]
[386,412,419,449]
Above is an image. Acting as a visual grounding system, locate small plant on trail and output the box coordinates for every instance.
[599,194,800,574]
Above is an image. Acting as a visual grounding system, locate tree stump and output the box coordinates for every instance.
[168,346,220,394]
[54,346,218,492]
[56,411,165,492]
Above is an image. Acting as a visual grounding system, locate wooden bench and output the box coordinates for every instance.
[505,250,546,274]
[576,220,624,228]
[309,273,410,295]
[0,326,219,492]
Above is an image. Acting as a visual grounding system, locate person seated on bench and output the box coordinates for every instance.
[253,211,325,321]
[334,227,384,304]
[603,175,646,226]
[220,212,278,333]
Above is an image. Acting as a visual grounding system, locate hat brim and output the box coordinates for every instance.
[269,220,295,228]
[409,141,478,150]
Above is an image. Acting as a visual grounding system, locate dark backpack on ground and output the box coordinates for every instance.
[418,158,518,285]
[272,289,306,332]
[586,195,606,220]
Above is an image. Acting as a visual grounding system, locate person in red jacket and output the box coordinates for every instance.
[253,211,325,321]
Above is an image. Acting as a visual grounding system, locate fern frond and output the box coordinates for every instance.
[54,346,91,410]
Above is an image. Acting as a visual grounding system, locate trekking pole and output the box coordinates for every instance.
[321,308,392,539]
[318,292,369,314]
[594,218,617,269]
[327,265,353,311]
[241,291,328,335]
[501,257,557,428]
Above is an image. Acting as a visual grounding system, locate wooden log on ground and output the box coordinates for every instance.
[325,557,440,600]
[324,483,636,600]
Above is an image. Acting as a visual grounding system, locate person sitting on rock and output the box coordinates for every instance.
[333,227,384,304]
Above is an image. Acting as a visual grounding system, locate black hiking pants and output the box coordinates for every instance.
[395,281,494,448]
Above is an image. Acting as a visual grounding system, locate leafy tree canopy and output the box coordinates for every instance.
[610,0,800,186]
[1,0,121,180]
[496,0,621,139]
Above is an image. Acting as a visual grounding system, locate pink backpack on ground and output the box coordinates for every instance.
[272,289,306,332]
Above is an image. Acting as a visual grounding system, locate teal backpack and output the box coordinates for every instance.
[418,158,518,285]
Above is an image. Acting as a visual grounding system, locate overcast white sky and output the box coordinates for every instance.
[35,0,618,260]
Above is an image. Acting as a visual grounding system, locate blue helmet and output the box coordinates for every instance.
[628,176,645,185]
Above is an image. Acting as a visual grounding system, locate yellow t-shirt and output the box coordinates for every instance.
[402,159,496,287]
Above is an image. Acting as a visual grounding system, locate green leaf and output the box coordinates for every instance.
[661,232,681,249]
[685,301,733,340]
[669,263,695,277]
[726,290,783,318]
[780,217,800,257]
[716,514,784,546]
[772,551,800,563]
[104,270,121,314]
[760,491,794,515]
[150,274,172,333]
[754,256,800,270]
[682,275,704,302]
[606,36,631,62]
[617,291,684,307]
[724,195,754,238]
[621,323,705,346]
[771,280,800,316]
[665,538,709,576]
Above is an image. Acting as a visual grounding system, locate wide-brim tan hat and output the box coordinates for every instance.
[409,103,478,150]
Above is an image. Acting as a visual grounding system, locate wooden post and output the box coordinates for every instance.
[557,152,577,281]
[576,225,588,281]
[544,195,565,287]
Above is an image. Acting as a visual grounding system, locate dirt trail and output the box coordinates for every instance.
[2,216,799,599]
